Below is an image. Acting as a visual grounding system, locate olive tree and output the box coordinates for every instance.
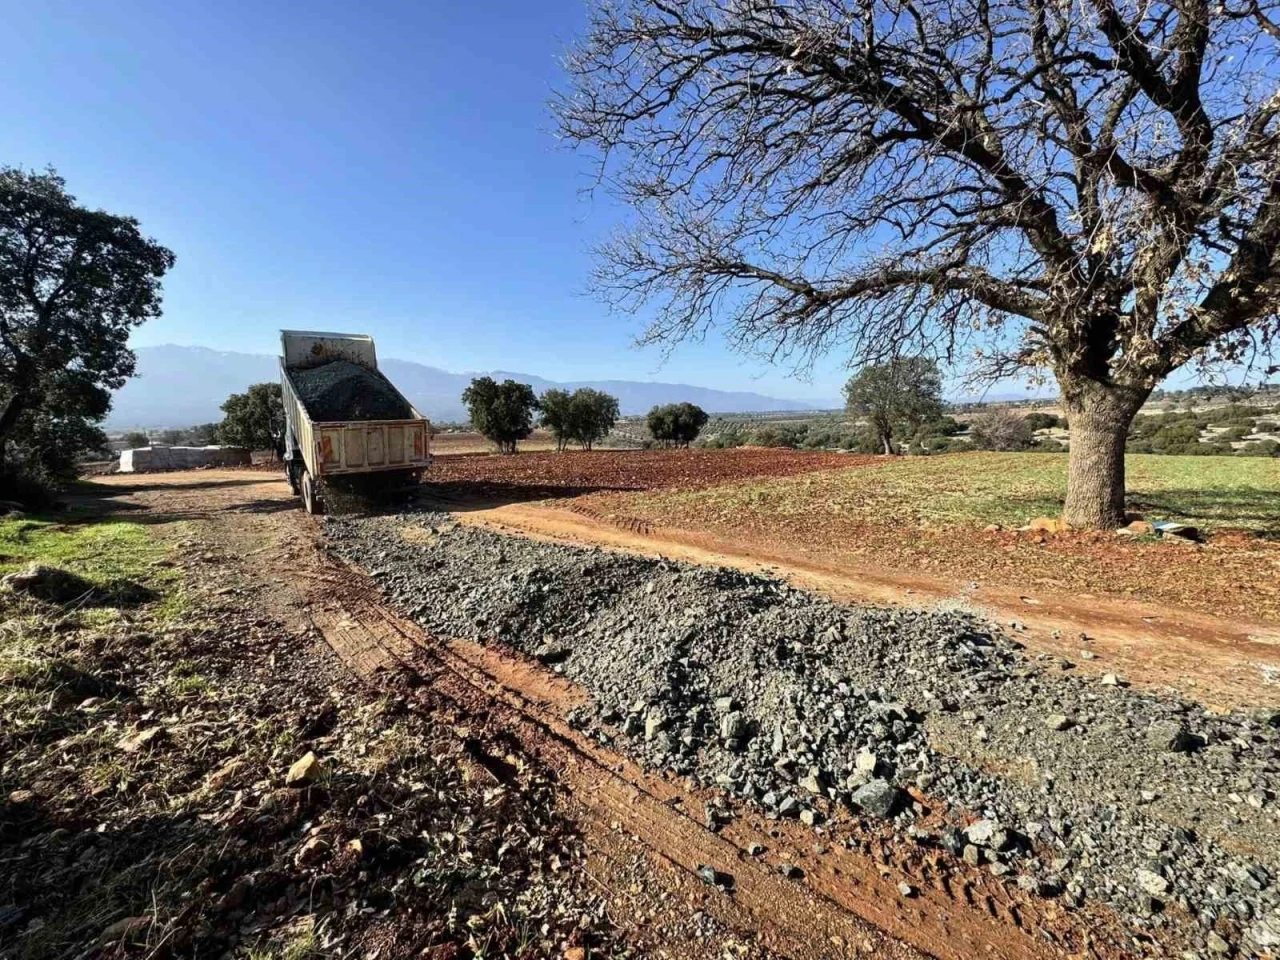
[647,402,709,447]
[843,358,944,454]
[557,0,1280,527]
[462,377,539,454]
[539,388,576,451]
[568,387,620,450]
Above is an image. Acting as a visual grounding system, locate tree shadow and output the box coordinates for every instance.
[109,497,302,526]
[28,481,298,528]
[0,790,325,958]
[1126,487,1280,534]
[74,477,277,495]
[2,566,158,608]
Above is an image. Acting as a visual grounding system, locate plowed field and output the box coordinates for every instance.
[429,447,876,493]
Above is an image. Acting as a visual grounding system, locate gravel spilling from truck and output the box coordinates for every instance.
[289,360,415,422]
[326,510,1280,957]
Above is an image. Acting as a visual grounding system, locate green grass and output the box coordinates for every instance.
[637,452,1280,532]
[0,516,166,580]
[0,513,185,620]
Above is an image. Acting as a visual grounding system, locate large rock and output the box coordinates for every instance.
[964,819,998,846]
[1147,719,1196,753]
[645,710,666,741]
[285,751,323,786]
[117,726,166,754]
[294,833,333,867]
[1135,868,1170,897]
[798,769,824,795]
[719,711,746,741]
[1251,911,1280,949]
[850,779,899,818]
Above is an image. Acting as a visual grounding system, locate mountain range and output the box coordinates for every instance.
[105,345,830,428]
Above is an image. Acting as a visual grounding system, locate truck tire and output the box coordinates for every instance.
[286,460,302,496]
[301,470,324,516]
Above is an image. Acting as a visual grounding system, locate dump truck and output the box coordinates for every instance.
[280,330,431,514]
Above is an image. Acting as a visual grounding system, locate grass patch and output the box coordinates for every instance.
[0,514,185,619]
[162,659,211,699]
[634,452,1280,533]
[0,515,169,581]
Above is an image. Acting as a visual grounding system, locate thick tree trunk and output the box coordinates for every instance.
[0,395,26,474]
[1062,380,1149,529]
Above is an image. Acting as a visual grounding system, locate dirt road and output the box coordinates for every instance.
[444,498,1280,713]
[90,469,1152,960]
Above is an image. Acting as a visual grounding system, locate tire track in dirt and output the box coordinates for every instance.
[285,558,1131,960]
[96,472,1141,960]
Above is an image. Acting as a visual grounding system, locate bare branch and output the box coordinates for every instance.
[556,0,1280,393]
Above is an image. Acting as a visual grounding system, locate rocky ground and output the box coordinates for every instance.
[0,537,626,959]
[328,510,1280,958]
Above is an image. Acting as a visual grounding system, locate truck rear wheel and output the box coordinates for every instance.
[301,470,324,516]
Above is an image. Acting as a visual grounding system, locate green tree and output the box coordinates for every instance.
[461,377,539,454]
[843,359,944,455]
[154,429,185,445]
[539,388,575,451]
[567,388,619,450]
[217,383,285,456]
[184,423,219,445]
[647,402,709,447]
[122,430,150,449]
[1025,413,1064,433]
[558,1,1280,527]
[0,167,175,475]
[6,370,113,481]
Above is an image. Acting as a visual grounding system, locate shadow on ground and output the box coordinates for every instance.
[1128,487,1280,534]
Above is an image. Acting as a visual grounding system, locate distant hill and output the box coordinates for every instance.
[106,345,825,428]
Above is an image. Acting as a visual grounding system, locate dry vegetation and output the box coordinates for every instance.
[0,505,624,959]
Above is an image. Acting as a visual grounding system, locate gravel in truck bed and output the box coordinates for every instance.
[290,360,415,422]
[326,511,1280,957]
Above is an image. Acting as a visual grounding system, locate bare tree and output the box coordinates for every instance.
[557,0,1280,527]
[968,409,1036,451]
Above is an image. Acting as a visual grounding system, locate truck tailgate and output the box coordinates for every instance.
[313,419,429,475]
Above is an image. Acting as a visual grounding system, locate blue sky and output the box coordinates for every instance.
[10,1,1227,404]
[3,0,870,402]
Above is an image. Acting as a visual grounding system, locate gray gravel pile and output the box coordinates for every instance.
[289,360,414,422]
[326,511,1280,956]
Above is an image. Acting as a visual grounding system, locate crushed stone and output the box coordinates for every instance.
[289,360,414,422]
[326,510,1280,956]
